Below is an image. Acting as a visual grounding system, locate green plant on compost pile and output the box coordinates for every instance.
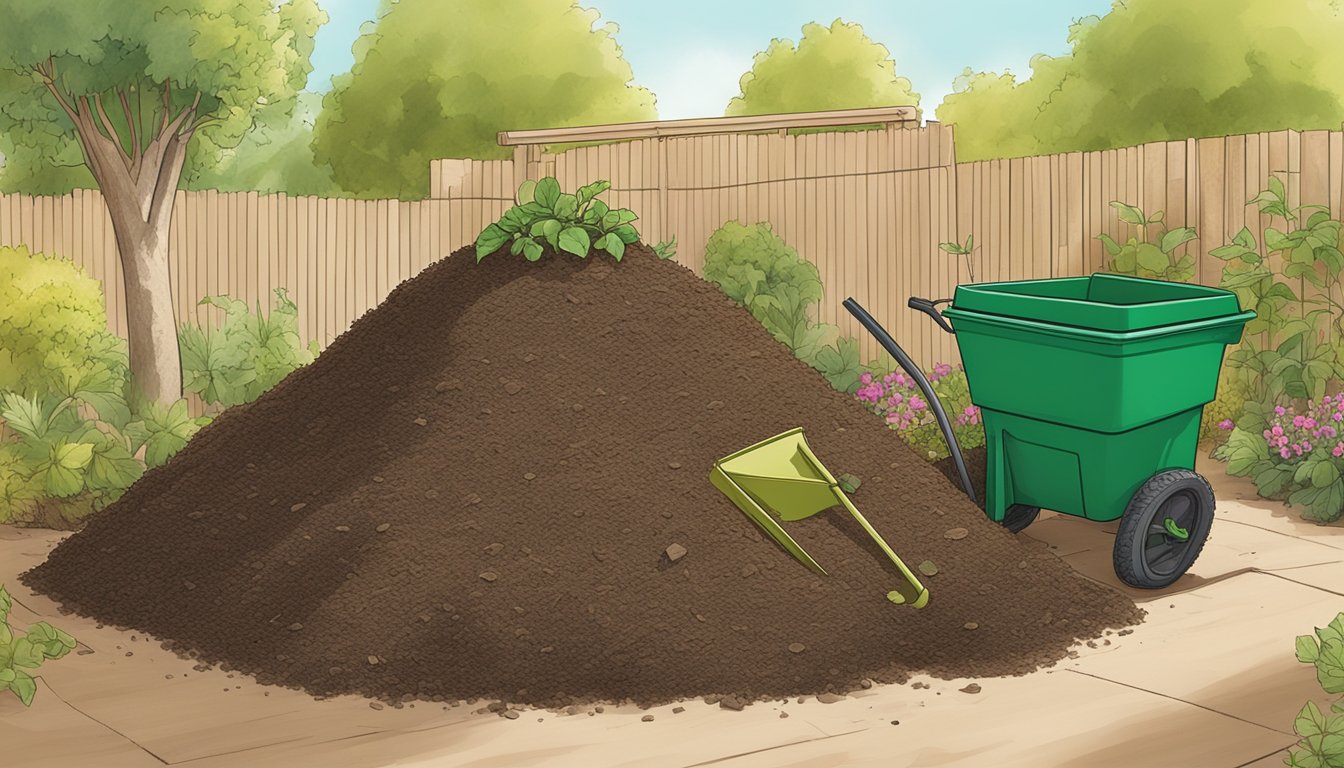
[1288,611,1344,767]
[652,236,678,260]
[1098,202,1199,282]
[702,221,868,393]
[179,289,320,410]
[0,246,206,528]
[855,364,985,461]
[0,585,76,706]
[475,177,639,262]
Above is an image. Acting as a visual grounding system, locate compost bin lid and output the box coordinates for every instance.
[947,273,1245,332]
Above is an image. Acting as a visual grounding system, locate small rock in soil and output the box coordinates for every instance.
[779,711,789,718]
[918,560,939,576]
[524,472,536,481]
[641,714,654,722]
[368,656,379,665]
[480,571,499,582]
[788,643,806,654]
[335,525,350,532]
[376,523,391,532]
[289,503,307,512]
[964,622,979,630]
[668,462,682,469]
[944,527,969,540]
[503,710,520,720]
[485,543,504,555]
[672,706,685,714]
[664,543,687,562]
[369,702,384,710]
[413,417,427,426]
[960,683,982,694]
[287,623,303,631]
[817,693,845,704]
[719,695,746,711]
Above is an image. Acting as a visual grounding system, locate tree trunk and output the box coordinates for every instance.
[106,198,182,404]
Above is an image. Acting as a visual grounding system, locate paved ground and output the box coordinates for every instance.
[2,453,1341,768]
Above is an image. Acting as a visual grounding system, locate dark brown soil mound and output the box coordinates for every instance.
[23,244,1142,709]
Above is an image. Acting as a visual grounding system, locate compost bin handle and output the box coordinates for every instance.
[907,297,955,335]
[841,298,978,507]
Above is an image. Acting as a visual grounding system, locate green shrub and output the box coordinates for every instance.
[1200,372,1249,445]
[179,288,319,409]
[0,584,76,706]
[1288,611,1344,767]
[0,246,208,527]
[703,221,824,343]
[475,177,639,262]
[0,245,128,403]
[1099,202,1198,282]
[652,237,677,260]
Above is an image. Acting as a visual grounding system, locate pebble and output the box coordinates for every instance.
[964,622,979,630]
[719,695,746,711]
[672,706,685,714]
[779,711,789,718]
[788,642,806,654]
[376,523,391,532]
[413,417,427,426]
[816,693,845,704]
[960,683,982,694]
[503,710,520,720]
[485,543,504,555]
[369,702,384,710]
[524,472,536,481]
[668,462,682,469]
[288,623,303,631]
[480,571,499,582]
[335,525,350,532]
[289,503,307,512]
[665,543,687,562]
[944,527,969,540]
[918,560,939,576]
[641,714,654,722]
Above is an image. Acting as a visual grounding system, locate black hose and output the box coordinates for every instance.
[842,298,978,506]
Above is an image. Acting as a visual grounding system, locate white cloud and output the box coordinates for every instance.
[644,47,754,120]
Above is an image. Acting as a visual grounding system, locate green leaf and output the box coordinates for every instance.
[522,238,544,262]
[1112,249,1136,274]
[474,223,509,262]
[496,206,530,235]
[1096,233,1122,256]
[583,199,609,225]
[10,637,44,668]
[1318,639,1344,694]
[1299,634,1322,664]
[1312,461,1341,490]
[1160,227,1198,254]
[515,179,536,205]
[9,670,36,706]
[837,473,862,493]
[553,193,579,220]
[0,585,11,620]
[1110,201,1146,226]
[612,223,639,244]
[1265,227,1293,252]
[575,180,610,205]
[557,227,591,258]
[1,393,49,441]
[603,235,625,261]
[1297,700,1328,739]
[533,177,560,209]
[1136,243,1169,274]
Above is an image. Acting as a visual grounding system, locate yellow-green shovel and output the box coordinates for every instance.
[710,427,929,608]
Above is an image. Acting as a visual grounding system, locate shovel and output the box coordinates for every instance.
[710,427,930,608]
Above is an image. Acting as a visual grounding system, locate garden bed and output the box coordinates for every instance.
[22,243,1142,710]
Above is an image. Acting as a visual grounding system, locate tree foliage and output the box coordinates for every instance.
[725,19,919,117]
[937,0,1344,161]
[0,0,327,193]
[313,0,656,200]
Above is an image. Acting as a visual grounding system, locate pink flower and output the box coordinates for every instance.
[1303,440,1313,452]
[1219,419,1234,430]
[1305,418,1318,429]
[1281,446,1292,459]
[1294,444,1304,456]
[964,406,978,416]
[1335,443,1344,458]
[909,396,926,412]
[860,372,873,386]
[1272,425,1284,437]
[1333,412,1342,422]
[1275,405,1287,416]
[933,363,953,379]
[1294,415,1306,428]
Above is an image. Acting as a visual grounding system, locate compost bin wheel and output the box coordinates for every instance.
[1001,504,1039,533]
[1113,469,1214,589]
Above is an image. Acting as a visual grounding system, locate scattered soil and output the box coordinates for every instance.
[935,446,988,510]
[24,244,1143,709]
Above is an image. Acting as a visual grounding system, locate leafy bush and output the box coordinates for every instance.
[0,246,128,404]
[1288,611,1344,767]
[0,584,76,706]
[179,288,319,409]
[1099,202,1198,282]
[1200,372,1250,445]
[1217,396,1344,523]
[0,246,208,527]
[856,364,985,461]
[475,177,640,262]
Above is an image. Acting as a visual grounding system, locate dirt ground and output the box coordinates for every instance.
[3,452,1339,767]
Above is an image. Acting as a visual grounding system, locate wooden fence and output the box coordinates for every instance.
[2,105,1343,370]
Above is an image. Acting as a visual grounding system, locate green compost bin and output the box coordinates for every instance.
[940,273,1255,525]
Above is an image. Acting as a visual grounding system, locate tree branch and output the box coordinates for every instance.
[118,87,141,166]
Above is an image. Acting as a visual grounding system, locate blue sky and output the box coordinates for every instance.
[309,0,1115,120]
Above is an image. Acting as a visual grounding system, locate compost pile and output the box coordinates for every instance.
[24,244,1142,709]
